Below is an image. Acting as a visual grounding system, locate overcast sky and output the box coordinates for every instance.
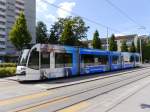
[36,0,150,39]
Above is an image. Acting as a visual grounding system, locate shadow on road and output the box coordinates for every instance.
[141,104,150,109]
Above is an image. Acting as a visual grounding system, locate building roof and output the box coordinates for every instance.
[115,34,137,40]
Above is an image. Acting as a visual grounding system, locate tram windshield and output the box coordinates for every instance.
[19,49,30,66]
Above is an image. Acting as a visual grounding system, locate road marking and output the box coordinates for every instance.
[0,91,51,106]
[57,102,90,112]
[18,97,69,112]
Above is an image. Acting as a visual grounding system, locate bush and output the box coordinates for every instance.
[0,63,17,67]
[0,67,16,77]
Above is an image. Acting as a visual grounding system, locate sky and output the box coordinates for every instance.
[36,0,150,40]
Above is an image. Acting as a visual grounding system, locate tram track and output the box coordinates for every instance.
[55,71,150,112]
[46,66,150,90]
[0,67,147,102]
[8,68,150,112]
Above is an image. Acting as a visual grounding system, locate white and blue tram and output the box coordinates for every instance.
[16,44,140,81]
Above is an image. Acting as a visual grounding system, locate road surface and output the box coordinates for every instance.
[0,66,150,112]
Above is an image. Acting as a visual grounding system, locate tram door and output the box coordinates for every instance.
[27,48,41,80]
[121,55,124,69]
[40,51,51,79]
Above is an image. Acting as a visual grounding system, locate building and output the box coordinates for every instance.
[86,34,148,51]
[139,35,150,44]
[115,34,139,51]
[0,0,36,58]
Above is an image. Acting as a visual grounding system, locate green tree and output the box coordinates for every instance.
[51,16,89,46]
[142,42,150,61]
[48,29,58,44]
[136,38,140,53]
[92,30,102,49]
[9,12,31,50]
[109,34,117,51]
[36,21,47,43]
[129,42,136,52]
[121,40,128,52]
[60,21,74,45]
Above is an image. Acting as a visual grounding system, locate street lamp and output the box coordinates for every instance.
[137,26,146,64]
[106,27,109,51]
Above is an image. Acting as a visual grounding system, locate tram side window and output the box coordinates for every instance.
[130,55,135,63]
[55,53,72,68]
[28,49,39,70]
[112,56,120,64]
[123,54,130,63]
[41,52,50,68]
[81,55,94,67]
[135,55,140,62]
[97,55,108,65]
[81,54,108,67]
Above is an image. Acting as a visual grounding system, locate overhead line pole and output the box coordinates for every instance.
[107,27,109,51]
[139,36,142,64]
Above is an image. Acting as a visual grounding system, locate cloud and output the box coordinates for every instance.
[57,2,76,18]
[36,0,57,22]
[115,34,125,36]
[36,0,56,12]
[45,14,57,22]
[36,0,76,28]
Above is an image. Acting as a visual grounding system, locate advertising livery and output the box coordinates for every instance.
[16,44,140,81]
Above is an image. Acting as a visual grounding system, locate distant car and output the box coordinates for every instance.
[145,60,149,63]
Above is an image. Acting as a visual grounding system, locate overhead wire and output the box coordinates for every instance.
[105,0,146,29]
[41,0,122,34]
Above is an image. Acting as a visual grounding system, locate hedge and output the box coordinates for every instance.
[0,67,16,77]
[0,63,17,67]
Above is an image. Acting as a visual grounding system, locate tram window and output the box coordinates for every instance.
[97,55,108,65]
[112,56,120,64]
[28,49,39,70]
[81,54,94,66]
[135,55,140,62]
[55,53,72,68]
[81,54,108,67]
[41,52,50,68]
[130,55,135,63]
[123,54,130,63]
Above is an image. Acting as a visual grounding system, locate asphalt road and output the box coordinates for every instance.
[0,67,150,112]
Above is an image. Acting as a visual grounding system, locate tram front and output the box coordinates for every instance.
[16,44,41,81]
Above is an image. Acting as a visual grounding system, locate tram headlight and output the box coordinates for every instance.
[16,66,26,75]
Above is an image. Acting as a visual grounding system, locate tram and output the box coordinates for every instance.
[16,44,140,81]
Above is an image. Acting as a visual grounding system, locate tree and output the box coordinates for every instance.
[109,34,117,51]
[129,42,136,52]
[51,16,89,46]
[92,30,102,49]
[121,40,128,52]
[48,29,58,44]
[36,21,47,43]
[9,12,31,50]
[60,21,74,45]
[136,38,140,53]
[143,41,150,62]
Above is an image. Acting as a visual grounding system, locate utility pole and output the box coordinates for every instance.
[139,36,142,64]
[137,26,146,64]
[107,27,109,51]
